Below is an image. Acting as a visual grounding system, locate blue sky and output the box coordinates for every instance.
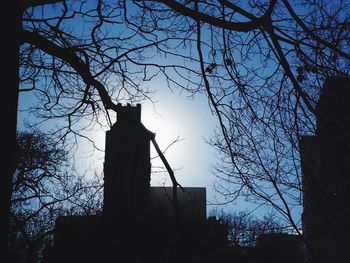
[17,77,224,207]
[19,0,227,214]
[19,0,306,223]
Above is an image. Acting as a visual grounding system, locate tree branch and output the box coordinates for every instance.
[155,0,272,32]
[281,0,350,61]
[21,30,118,112]
[23,0,63,9]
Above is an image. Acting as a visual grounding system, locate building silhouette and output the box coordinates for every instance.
[44,103,227,263]
[42,77,350,263]
[254,233,303,263]
[301,77,350,263]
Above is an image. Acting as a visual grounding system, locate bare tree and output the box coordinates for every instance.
[126,0,350,233]
[10,131,100,262]
[210,209,288,247]
[4,0,188,255]
[3,0,350,260]
[9,131,102,263]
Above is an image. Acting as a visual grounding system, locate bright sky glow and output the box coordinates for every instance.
[18,80,286,217]
[18,0,307,222]
[141,87,216,189]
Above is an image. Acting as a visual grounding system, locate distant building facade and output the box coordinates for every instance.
[44,103,227,263]
[301,77,350,263]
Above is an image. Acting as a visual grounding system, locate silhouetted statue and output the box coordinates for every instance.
[104,103,153,221]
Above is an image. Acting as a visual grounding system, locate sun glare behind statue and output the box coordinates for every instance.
[77,103,185,185]
[141,103,186,187]
[80,90,217,195]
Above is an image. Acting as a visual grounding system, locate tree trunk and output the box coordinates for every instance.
[0,1,20,260]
